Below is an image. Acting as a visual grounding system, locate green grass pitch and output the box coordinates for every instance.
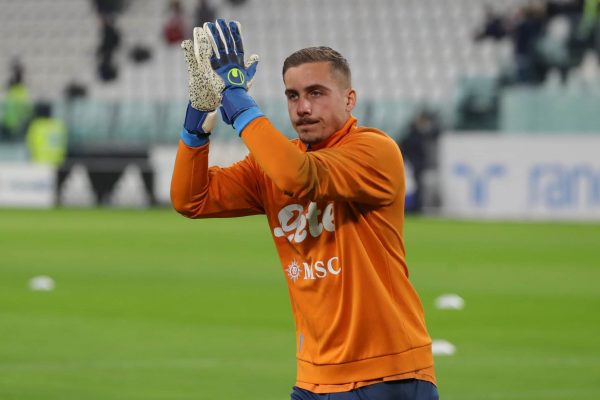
[1,208,599,399]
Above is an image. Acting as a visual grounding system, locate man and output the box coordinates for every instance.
[171,19,438,400]
[399,109,441,214]
[1,59,32,141]
[26,102,67,166]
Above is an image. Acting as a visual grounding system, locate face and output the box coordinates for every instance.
[283,62,356,145]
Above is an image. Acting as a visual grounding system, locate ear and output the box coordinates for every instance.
[345,88,356,112]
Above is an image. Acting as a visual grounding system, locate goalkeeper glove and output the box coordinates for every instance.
[204,19,263,135]
[182,26,224,111]
[180,27,224,145]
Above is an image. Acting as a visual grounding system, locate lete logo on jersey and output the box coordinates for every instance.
[273,202,334,243]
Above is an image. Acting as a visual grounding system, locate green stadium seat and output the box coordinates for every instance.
[500,87,600,133]
[257,100,294,138]
[115,101,160,144]
[367,99,417,141]
[57,100,114,146]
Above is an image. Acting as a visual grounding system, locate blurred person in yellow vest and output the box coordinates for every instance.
[26,102,67,166]
[1,59,33,141]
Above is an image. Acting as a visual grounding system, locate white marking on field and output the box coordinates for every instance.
[432,339,456,356]
[435,293,465,310]
[28,275,55,291]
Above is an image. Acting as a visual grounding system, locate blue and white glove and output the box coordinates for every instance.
[204,19,264,135]
[181,101,215,146]
[180,27,224,146]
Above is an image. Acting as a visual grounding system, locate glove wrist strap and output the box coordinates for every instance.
[181,128,209,147]
[222,88,261,123]
[233,108,264,136]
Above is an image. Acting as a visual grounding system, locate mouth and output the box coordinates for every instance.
[296,119,319,128]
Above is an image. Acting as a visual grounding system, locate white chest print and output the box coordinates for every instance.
[286,256,341,283]
[273,202,335,243]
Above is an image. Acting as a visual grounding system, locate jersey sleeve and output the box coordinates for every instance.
[241,117,404,205]
[170,140,265,218]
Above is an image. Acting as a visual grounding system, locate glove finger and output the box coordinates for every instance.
[181,39,198,73]
[205,21,227,58]
[229,21,244,55]
[216,18,234,55]
[194,27,223,98]
[203,21,221,59]
[194,26,215,69]
[245,54,260,81]
[193,27,211,64]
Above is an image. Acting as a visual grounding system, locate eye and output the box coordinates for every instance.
[287,92,298,101]
[310,90,322,97]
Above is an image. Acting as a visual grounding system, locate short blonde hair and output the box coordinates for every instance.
[282,46,351,87]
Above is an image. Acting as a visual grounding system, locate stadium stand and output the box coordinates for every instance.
[0,0,598,147]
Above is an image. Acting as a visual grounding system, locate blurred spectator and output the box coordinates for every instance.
[567,0,600,66]
[1,59,33,142]
[195,0,216,28]
[397,110,441,213]
[474,5,509,42]
[26,102,68,167]
[475,2,549,84]
[476,0,600,85]
[97,14,121,61]
[511,1,549,84]
[64,82,88,100]
[163,0,187,45]
[454,75,500,131]
[92,0,126,17]
[97,14,121,82]
[129,44,153,64]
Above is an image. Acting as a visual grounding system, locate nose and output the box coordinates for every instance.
[296,97,311,116]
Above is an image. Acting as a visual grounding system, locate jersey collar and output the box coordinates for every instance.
[305,116,358,151]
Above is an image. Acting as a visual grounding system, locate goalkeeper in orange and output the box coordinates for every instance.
[171,19,439,400]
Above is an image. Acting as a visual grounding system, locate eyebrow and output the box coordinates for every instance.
[305,84,330,93]
[285,84,331,97]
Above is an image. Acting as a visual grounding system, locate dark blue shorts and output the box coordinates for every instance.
[290,379,439,400]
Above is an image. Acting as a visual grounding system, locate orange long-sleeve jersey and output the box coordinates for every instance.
[171,116,435,392]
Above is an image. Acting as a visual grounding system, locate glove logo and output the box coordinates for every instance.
[227,68,245,86]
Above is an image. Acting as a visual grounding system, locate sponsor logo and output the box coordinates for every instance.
[273,202,334,243]
[285,260,302,282]
[453,163,506,206]
[529,163,600,209]
[285,256,341,282]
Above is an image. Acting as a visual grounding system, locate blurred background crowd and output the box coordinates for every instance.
[0,0,598,213]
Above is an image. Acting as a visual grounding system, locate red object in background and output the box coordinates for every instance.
[163,15,185,44]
